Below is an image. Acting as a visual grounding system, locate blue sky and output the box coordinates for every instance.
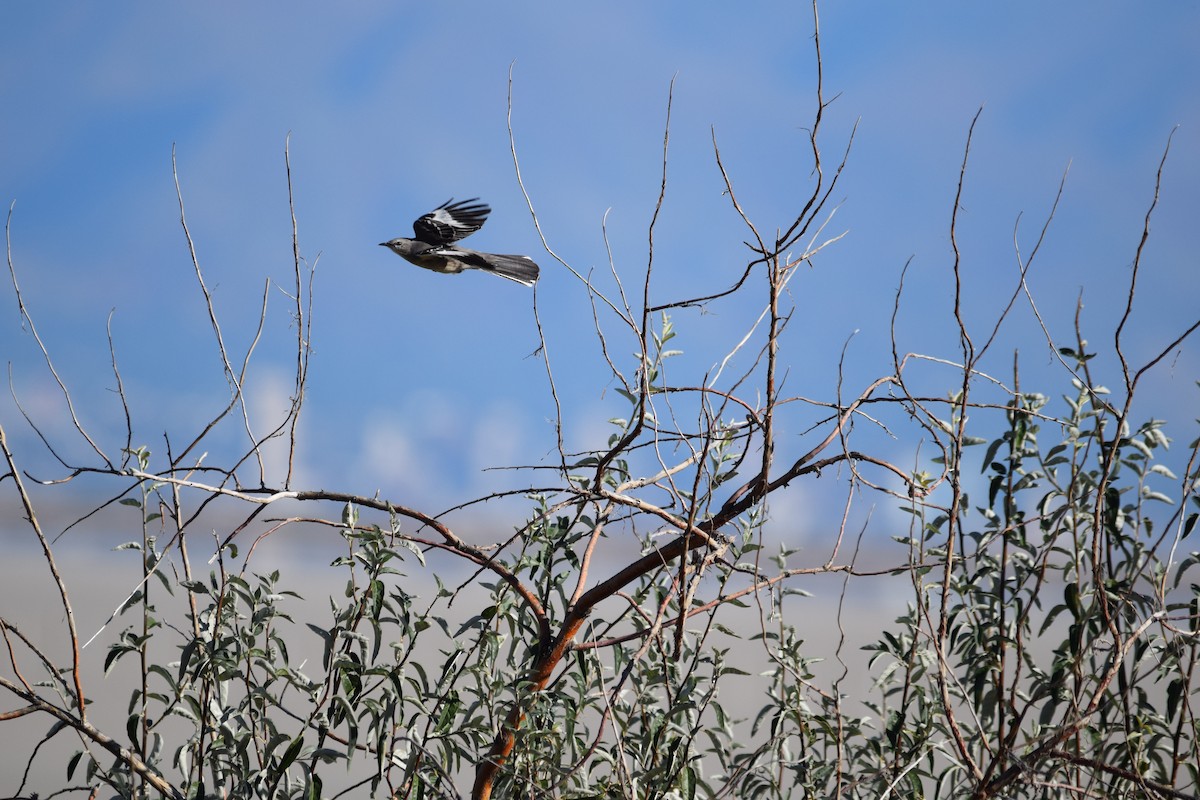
[2,3,1198,529]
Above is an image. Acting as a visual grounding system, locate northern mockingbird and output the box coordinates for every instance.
[379,198,540,286]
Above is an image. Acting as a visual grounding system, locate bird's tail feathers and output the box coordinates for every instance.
[481,253,540,286]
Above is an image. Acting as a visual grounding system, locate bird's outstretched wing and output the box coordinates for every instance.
[412,198,490,245]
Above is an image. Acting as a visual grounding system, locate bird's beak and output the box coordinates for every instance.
[378,242,389,247]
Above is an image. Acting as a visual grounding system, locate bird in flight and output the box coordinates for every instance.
[379,198,540,286]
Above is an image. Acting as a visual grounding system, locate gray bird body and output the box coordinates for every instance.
[380,198,540,286]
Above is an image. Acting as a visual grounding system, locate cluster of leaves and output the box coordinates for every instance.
[856,361,1199,799]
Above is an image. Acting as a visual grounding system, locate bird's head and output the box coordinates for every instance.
[379,238,412,255]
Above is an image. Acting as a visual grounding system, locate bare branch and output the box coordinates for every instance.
[6,203,112,467]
